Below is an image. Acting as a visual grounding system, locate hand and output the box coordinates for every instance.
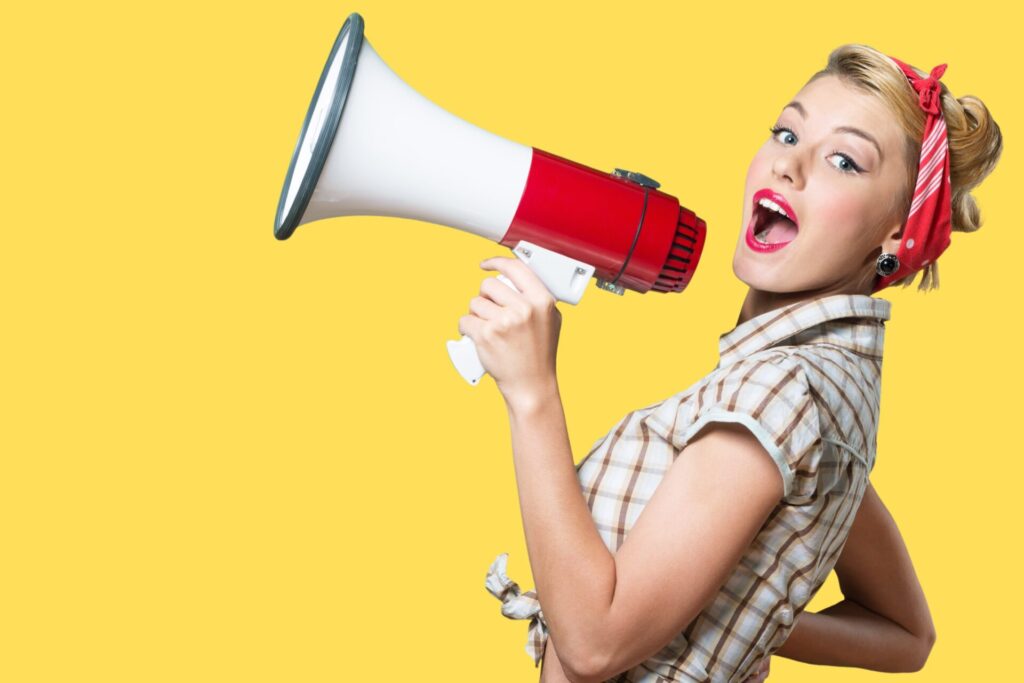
[457,256,562,406]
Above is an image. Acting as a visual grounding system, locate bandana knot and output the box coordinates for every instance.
[911,63,947,115]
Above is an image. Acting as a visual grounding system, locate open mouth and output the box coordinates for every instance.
[747,195,799,251]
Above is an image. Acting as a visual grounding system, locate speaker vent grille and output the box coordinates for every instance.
[651,208,706,293]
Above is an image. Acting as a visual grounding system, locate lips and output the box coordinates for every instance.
[752,189,799,228]
[746,189,799,253]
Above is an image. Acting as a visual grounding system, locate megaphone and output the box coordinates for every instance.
[274,12,707,385]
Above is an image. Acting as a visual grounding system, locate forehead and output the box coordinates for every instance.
[786,75,903,150]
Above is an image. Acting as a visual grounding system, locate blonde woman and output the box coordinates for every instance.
[467,44,1002,682]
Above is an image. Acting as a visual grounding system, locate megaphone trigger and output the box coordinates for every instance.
[495,273,519,294]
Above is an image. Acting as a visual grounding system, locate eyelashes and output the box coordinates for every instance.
[769,125,796,143]
[768,125,864,175]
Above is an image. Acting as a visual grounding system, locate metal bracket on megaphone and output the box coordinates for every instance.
[594,168,661,296]
[446,241,595,386]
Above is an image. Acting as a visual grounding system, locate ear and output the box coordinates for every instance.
[879,217,905,254]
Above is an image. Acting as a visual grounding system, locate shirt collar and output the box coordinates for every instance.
[717,293,892,369]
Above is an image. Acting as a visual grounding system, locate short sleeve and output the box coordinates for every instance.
[647,353,824,503]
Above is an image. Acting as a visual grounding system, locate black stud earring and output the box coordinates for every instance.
[876,252,900,277]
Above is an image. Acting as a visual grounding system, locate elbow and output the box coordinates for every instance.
[548,623,614,683]
[564,666,606,683]
[560,651,607,683]
[906,628,937,672]
[556,640,612,683]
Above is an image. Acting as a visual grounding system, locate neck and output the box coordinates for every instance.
[736,279,874,326]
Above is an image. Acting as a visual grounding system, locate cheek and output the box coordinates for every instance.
[745,153,771,187]
[807,187,877,251]
[822,193,862,229]
[742,153,772,221]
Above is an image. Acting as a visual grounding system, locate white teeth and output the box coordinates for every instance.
[757,197,790,219]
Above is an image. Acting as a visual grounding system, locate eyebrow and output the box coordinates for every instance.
[783,100,883,161]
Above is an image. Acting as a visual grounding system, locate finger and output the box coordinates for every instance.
[480,256,548,301]
[468,295,501,320]
[479,275,523,308]
[457,313,483,341]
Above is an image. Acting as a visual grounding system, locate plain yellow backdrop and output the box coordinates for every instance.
[1,0,1019,680]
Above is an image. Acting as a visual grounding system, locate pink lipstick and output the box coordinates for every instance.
[745,189,799,253]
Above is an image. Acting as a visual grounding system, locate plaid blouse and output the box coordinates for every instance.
[485,293,892,682]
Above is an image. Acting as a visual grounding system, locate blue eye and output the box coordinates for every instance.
[768,125,864,175]
[769,125,797,145]
[827,151,862,174]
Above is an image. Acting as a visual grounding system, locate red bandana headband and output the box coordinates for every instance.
[873,56,953,292]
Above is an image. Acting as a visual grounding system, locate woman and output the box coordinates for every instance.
[466,44,1002,682]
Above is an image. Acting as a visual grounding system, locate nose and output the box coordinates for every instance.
[771,146,805,189]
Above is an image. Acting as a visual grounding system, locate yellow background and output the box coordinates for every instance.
[2,0,1018,680]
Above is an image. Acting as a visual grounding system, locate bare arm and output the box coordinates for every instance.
[771,480,937,672]
[539,636,573,683]
[508,393,783,683]
[464,258,801,682]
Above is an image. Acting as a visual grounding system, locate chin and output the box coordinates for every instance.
[732,245,797,293]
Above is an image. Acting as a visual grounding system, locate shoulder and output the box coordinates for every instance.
[706,348,815,412]
[651,351,820,501]
[732,342,882,416]
[778,342,884,452]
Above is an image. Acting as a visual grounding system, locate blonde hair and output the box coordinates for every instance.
[807,44,1003,291]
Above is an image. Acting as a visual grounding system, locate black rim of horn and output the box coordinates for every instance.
[274,12,365,240]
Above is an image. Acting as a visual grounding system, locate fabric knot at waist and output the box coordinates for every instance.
[484,552,549,667]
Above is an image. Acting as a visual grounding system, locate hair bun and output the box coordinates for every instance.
[946,93,1003,234]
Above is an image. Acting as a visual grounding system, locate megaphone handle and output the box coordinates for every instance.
[446,274,519,386]
[447,242,596,386]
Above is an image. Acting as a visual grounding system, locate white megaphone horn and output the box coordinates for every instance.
[274,12,707,386]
